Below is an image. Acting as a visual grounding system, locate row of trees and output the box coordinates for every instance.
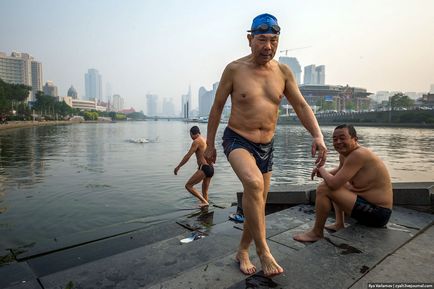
[1,78,147,121]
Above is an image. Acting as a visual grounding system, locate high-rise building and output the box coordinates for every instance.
[279,56,302,84]
[181,85,192,119]
[315,65,325,85]
[67,85,78,99]
[31,61,43,100]
[146,94,158,116]
[112,94,124,112]
[304,64,325,85]
[84,68,102,101]
[0,51,43,101]
[304,64,317,85]
[162,98,175,116]
[430,84,434,94]
[43,81,58,97]
[198,82,219,117]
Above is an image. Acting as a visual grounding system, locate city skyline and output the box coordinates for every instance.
[1,0,433,113]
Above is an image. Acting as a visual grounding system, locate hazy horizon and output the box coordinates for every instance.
[1,0,433,113]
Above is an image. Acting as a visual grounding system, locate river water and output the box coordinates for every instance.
[0,121,433,249]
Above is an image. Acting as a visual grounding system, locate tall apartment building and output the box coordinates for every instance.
[84,68,102,101]
[0,51,43,101]
[112,94,124,112]
[162,98,175,116]
[198,82,219,117]
[181,86,192,119]
[304,64,317,85]
[31,61,43,99]
[316,65,325,85]
[146,94,158,116]
[278,56,302,84]
[304,64,325,85]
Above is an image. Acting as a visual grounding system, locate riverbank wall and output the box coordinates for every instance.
[0,120,77,131]
[1,182,432,289]
[279,109,434,128]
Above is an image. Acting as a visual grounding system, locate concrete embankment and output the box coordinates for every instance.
[0,182,433,289]
[0,120,77,131]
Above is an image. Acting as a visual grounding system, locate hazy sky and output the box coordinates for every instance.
[1,0,433,113]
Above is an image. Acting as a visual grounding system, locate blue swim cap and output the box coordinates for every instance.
[249,13,280,35]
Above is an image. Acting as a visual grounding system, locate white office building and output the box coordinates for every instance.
[146,94,158,116]
[279,56,302,84]
[84,68,102,101]
[0,51,43,101]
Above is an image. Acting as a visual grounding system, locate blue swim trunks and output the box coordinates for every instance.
[351,196,392,227]
[222,126,274,173]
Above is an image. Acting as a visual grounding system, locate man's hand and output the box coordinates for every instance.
[310,166,323,180]
[174,166,180,175]
[204,145,217,164]
[311,137,327,167]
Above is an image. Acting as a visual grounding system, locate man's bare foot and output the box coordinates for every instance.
[293,230,323,242]
[258,253,284,277]
[325,223,345,231]
[199,202,209,208]
[235,250,256,275]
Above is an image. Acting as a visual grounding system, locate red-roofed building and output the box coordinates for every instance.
[119,107,136,114]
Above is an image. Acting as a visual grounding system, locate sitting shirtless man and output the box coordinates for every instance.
[174,126,213,207]
[294,124,393,242]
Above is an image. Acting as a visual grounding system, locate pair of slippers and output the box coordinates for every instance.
[229,213,245,223]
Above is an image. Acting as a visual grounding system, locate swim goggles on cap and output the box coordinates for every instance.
[248,23,281,35]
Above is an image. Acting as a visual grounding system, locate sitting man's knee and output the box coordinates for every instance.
[316,182,332,197]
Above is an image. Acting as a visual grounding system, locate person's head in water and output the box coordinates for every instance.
[247,13,280,65]
[190,126,200,139]
[333,124,359,156]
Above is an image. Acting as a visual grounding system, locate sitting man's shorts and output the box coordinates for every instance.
[222,126,274,174]
[351,196,392,227]
[199,164,214,178]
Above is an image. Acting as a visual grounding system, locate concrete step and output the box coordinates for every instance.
[2,203,431,289]
[226,206,433,289]
[145,205,320,289]
[37,205,315,289]
[0,205,233,289]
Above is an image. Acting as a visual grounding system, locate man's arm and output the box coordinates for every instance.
[317,151,364,190]
[204,64,233,164]
[174,141,199,175]
[282,64,327,166]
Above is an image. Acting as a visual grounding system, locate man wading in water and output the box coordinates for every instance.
[175,126,214,207]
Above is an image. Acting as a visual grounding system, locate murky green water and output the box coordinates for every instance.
[0,122,433,248]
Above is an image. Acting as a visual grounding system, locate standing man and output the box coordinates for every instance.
[294,124,393,242]
[204,13,327,277]
[174,126,214,207]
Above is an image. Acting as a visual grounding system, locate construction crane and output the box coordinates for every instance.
[280,46,312,56]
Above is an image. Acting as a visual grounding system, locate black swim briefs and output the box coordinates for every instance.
[199,164,214,178]
[351,196,392,227]
[222,126,274,173]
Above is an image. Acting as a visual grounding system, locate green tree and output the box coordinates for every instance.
[127,111,146,120]
[33,91,57,117]
[390,93,415,110]
[0,78,32,116]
